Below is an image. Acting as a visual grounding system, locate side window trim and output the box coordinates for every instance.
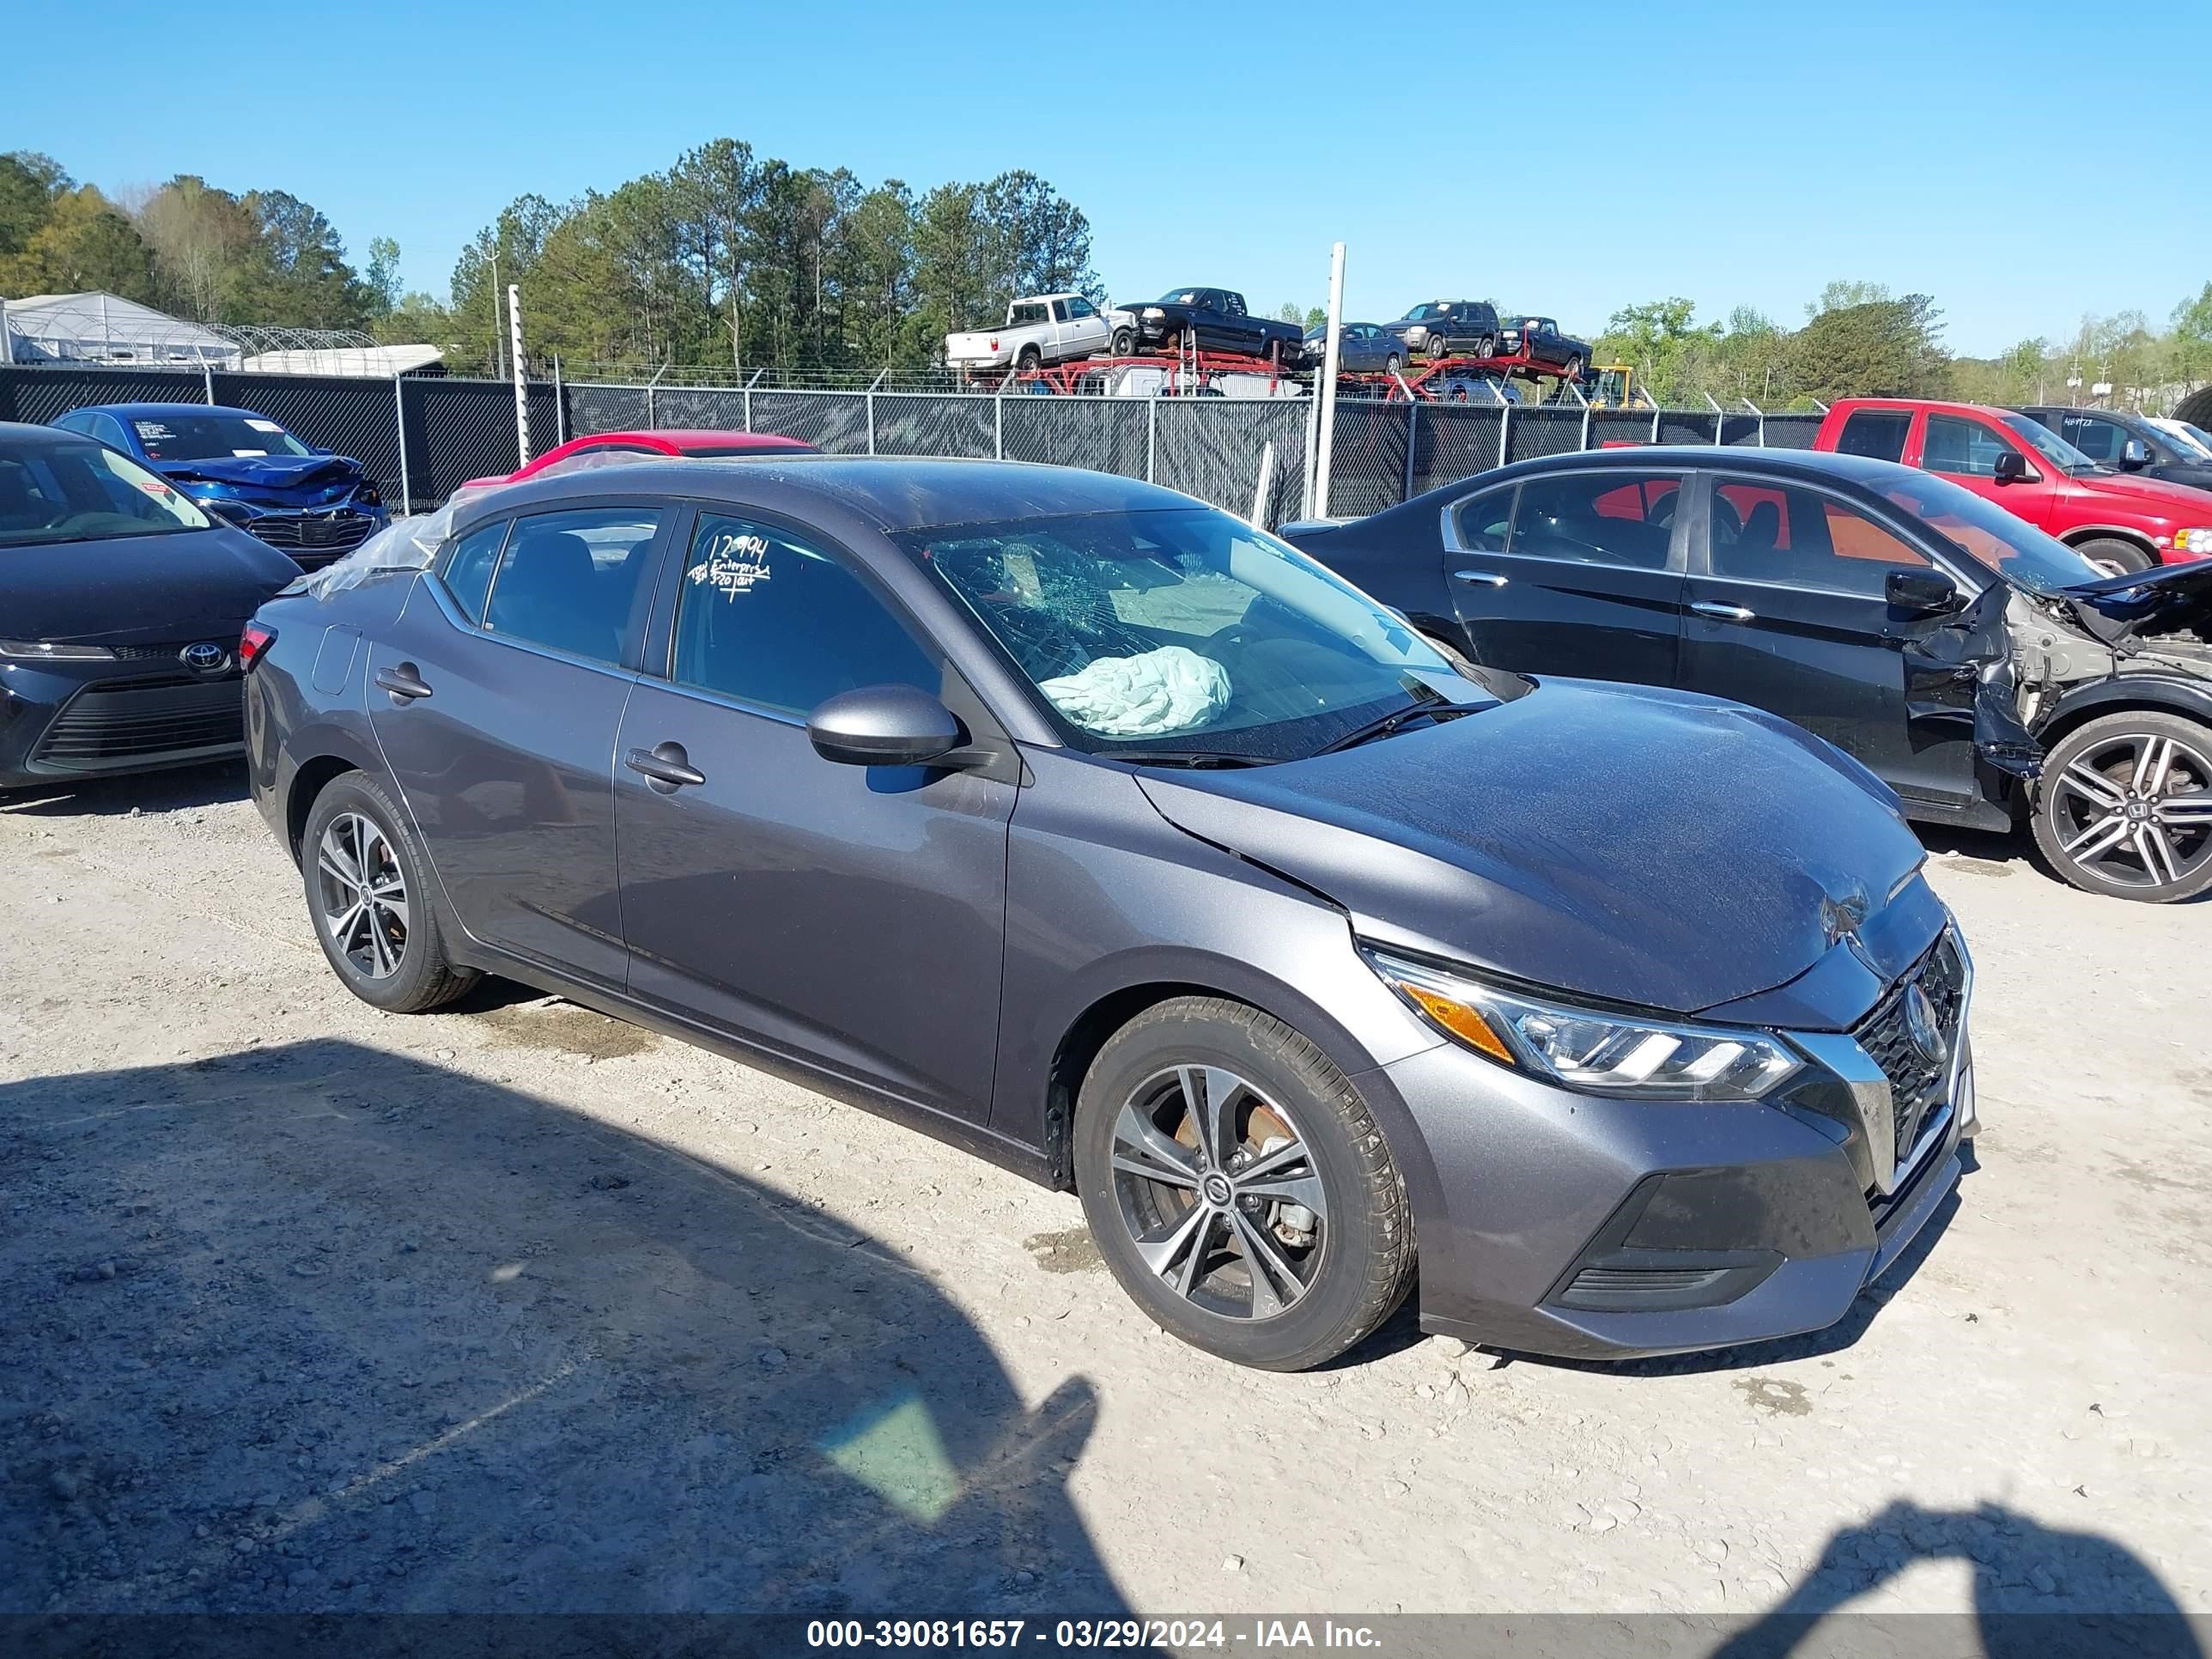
[433,514,514,623]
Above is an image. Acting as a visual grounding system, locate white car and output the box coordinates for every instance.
[2148,416,2212,460]
[944,294,1113,376]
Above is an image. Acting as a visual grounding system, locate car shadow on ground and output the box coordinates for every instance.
[1710,1499,2203,1658]
[0,1039,1127,1617]
[0,762,249,817]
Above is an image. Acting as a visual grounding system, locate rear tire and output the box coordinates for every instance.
[2029,712,2212,902]
[1475,335,1496,360]
[301,771,477,1012]
[1384,352,1402,375]
[1016,344,1042,372]
[1073,997,1415,1370]
[2071,537,2154,577]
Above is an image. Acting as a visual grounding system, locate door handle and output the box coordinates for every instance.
[624,741,706,793]
[1452,568,1510,588]
[374,662,433,702]
[1689,601,1756,622]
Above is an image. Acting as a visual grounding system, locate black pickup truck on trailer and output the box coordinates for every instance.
[1126,288,1308,363]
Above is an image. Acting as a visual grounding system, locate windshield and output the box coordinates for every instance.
[0,437,214,547]
[128,412,315,463]
[1879,472,2104,595]
[2000,413,2099,475]
[1158,290,1200,305]
[897,507,1472,761]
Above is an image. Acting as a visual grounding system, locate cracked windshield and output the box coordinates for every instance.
[901,507,1469,759]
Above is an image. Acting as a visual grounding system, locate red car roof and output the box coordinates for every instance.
[464,430,817,490]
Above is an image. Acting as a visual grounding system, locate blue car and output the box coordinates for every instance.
[51,403,386,570]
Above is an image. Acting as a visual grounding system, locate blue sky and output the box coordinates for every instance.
[9,0,2203,356]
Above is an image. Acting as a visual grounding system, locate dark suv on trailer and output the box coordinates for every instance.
[246,457,1972,1370]
[1389,301,1501,359]
[1287,447,2212,902]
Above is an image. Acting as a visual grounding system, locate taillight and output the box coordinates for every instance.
[239,623,276,672]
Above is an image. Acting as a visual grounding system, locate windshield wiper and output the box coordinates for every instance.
[1105,749,1278,769]
[1312,701,1489,756]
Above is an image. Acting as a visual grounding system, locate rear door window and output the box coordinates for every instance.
[1709,479,1931,595]
[1506,471,1684,568]
[1448,485,1515,551]
[1834,409,1911,463]
[482,507,664,665]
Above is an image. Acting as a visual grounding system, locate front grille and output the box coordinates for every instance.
[105,640,228,663]
[1854,932,1968,1173]
[244,511,376,567]
[32,677,244,770]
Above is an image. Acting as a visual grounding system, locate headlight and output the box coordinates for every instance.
[204,501,256,526]
[2174,527,2212,555]
[1141,307,1164,319]
[1364,947,1802,1101]
[0,639,117,661]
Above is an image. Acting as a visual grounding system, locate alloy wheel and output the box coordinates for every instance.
[2047,732,2212,892]
[1109,1065,1328,1322]
[315,811,410,979]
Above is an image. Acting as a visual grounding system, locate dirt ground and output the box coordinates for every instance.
[2,763,2208,1628]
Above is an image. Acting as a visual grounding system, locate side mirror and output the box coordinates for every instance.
[2120,439,2151,470]
[806,684,963,768]
[1992,451,2030,485]
[1887,568,1963,615]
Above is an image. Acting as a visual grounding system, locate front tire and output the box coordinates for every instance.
[301,771,477,1012]
[2072,537,2154,577]
[1111,327,1133,356]
[2029,712,2212,902]
[1073,997,1414,1370]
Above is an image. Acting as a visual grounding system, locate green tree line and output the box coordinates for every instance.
[1591,279,2212,410]
[1,150,399,336]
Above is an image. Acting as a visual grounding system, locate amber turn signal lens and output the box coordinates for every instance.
[1399,983,1516,1065]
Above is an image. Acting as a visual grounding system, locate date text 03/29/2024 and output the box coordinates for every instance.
[805,1620,1384,1650]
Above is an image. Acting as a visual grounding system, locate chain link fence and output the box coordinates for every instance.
[1,362,1836,527]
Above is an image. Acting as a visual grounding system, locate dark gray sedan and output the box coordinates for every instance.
[246,458,1971,1369]
[1304,322,1407,376]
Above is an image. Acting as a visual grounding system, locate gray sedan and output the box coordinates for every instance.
[1304,321,1407,375]
[245,457,1970,1370]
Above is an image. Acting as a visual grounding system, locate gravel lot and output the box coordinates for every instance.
[2,763,2208,1628]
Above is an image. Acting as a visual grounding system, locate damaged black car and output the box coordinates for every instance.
[1285,448,2212,902]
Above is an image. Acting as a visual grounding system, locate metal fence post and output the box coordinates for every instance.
[1498,394,1511,471]
[866,370,884,456]
[554,355,566,446]
[1650,405,1663,444]
[1402,398,1418,502]
[1705,392,1725,445]
[1744,397,1765,448]
[1146,394,1158,483]
[994,380,1006,459]
[392,371,411,516]
[203,361,215,405]
[744,368,762,432]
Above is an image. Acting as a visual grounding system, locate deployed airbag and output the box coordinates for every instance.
[1039,646,1231,737]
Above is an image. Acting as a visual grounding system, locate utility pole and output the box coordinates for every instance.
[1310,242,1347,521]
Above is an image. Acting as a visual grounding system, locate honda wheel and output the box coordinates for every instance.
[2030,713,2212,902]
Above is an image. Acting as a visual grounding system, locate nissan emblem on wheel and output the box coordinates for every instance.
[246,457,1979,1370]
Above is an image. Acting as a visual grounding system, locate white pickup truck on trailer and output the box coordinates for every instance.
[944,294,1118,376]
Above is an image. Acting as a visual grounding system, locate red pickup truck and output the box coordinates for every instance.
[1813,398,2212,575]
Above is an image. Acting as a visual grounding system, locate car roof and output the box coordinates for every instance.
[1,419,109,447]
[463,455,1200,536]
[69,403,277,421]
[1381,443,1927,511]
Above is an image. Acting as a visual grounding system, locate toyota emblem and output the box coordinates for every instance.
[1902,982,1948,1066]
[180,641,228,673]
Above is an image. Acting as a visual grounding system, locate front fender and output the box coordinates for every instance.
[2041,671,2212,735]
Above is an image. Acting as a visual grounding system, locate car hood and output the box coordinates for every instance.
[2066,467,2212,516]
[153,452,366,502]
[2,526,301,644]
[2059,557,2212,642]
[1135,679,1929,1017]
